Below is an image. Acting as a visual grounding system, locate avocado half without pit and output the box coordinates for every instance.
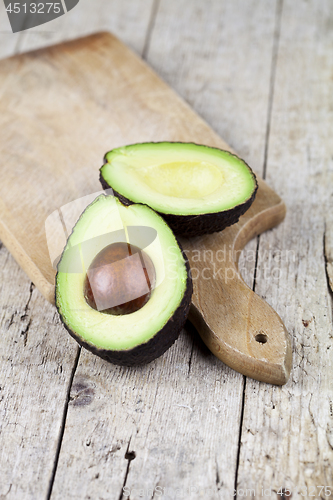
[55,195,192,366]
[100,142,258,237]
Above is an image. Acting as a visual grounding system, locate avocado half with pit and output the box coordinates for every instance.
[55,195,192,366]
[100,142,258,237]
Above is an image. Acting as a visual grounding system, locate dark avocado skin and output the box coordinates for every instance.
[55,241,193,367]
[100,144,258,238]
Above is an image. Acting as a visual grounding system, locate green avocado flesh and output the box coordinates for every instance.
[101,142,257,216]
[55,195,190,361]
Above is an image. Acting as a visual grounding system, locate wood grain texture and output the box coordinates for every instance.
[0,11,81,500]
[51,333,245,500]
[0,244,79,500]
[0,0,330,498]
[0,3,156,500]
[235,0,333,497]
[0,29,291,386]
[50,2,287,499]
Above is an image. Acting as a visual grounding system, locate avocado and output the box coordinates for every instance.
[100,142,258,237]
[55,195,192,366]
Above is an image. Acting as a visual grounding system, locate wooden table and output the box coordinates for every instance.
[0,1,332,499]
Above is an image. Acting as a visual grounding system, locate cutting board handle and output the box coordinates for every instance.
[183,177,292,385]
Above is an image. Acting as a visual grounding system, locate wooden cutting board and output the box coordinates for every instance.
[0,32,291,385]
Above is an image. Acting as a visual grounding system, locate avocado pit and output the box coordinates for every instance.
[84,242,156,316]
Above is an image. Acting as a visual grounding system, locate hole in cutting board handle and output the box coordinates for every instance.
[255,333,268,344]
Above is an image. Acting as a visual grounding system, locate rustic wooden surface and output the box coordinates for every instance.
[0,0,332,499]
[0,30,291,385]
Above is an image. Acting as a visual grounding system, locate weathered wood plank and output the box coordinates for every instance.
[0,246,79,500]
[50,1,279,498]
[0,3,156,500]
[4,0,330,497]
[51,336,245,500]
[17,0,155,55]
[236,0,333,497]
